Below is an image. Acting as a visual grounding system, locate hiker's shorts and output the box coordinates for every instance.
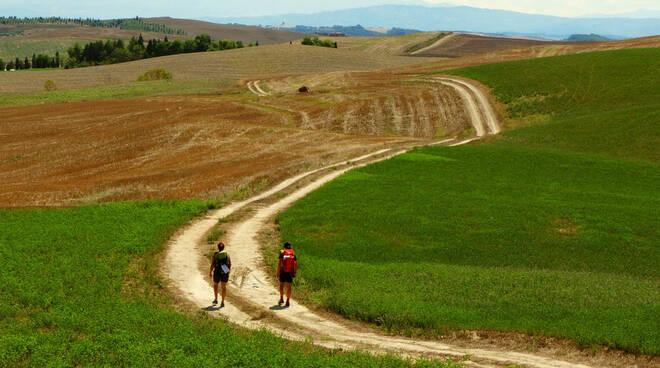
[213,271,229,283]
[279,271,294,283]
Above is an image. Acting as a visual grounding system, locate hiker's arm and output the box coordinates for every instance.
[227,255,232,270]
[276,253,282,277]
[293,256,298,277]
[209,253,215,277]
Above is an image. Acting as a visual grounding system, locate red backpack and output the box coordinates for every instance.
[281,249,296,273]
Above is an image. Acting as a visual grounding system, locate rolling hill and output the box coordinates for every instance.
[279,47,660,355]
[212,4,660,39]
[145,17,302,45]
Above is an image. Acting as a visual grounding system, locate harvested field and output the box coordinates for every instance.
[394,35,660,74]
[256,72,471,137]
[325,32,448,56]
[0,22,182,41]
[0,44,435,93]
[0,37,97,60]
[0,96,414,207]
[411,33,557,58]
[146,17,302,44]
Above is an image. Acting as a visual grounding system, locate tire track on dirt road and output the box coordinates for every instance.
[247,81,269,96]
[247,80,271,96]
[162,80,591,367]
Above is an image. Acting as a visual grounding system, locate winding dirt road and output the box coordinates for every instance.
[163,79,593,367]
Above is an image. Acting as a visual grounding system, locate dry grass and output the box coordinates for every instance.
[411,33,559,58]
[393,35,660,74]
[0,22,182,41]
[146,17,302,44]
[0,43,435,93]
[257,72,470,137]
[326,32,447,56]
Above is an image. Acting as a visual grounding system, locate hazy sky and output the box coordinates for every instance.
[2,0,659,18]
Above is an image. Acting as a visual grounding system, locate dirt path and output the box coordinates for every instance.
[162,79,592,367]
[410,33,457,55]
[247,80,270,96]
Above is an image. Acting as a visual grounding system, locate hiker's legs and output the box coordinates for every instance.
[279,282,284,300]
[285,282,292,301]
[213,282,219,300]
[220,282,227,302]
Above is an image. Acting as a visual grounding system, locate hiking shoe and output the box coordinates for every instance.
[212,299,218,305]
[285,300,290,307]
[278,298,284,306]
[220,301,225,308]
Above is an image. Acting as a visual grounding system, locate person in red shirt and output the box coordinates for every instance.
[277,242,297,307]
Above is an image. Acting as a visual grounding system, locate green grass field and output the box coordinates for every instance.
[0,201,454,367]
[279,48,660,354]
[0,38,95,60]
[446,47,660,163]
[0,79,231,107]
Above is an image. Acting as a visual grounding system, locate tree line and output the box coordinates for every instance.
[0,16,186,35]
[65,34,245,68]
[0,34,253,71]
[0,53,61,71]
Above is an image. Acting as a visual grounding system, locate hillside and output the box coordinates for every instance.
[410,33,560,57]
[0,17,302,61]
[0,43,435,93]
[146,17,302,45]
[212,4,660,39]
[279,47,660,355]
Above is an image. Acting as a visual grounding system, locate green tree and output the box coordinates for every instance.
[194,34,212,51]
[0,58,5,71]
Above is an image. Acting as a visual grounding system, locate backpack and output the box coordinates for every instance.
[281,249,296,273]
[214,251,229,273]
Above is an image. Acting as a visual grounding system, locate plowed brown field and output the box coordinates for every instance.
[0,95,421,207]
[256,72,470,137]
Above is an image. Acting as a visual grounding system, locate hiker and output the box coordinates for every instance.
[209,242,231,307]
[277,242,297,307]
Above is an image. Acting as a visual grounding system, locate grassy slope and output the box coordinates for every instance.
[0,201,452,367]
[279,48,660,354]
[446,47,660,163]
[0,38,94,61]
[0,79,230,107]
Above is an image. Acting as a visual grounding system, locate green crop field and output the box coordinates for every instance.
[0,79,230,107]
[0,201,454,367]
[278,48,660,354]
[0,38,95,60]
[446,47,660,163]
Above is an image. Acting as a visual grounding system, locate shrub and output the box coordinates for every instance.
[301,37,336,48]
[137,68,173,82]
[44,80,57,92]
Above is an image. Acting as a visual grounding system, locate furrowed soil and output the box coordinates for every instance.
[0,95,417,207]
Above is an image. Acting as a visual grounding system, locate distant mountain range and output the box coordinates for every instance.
[207,5,660,39]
